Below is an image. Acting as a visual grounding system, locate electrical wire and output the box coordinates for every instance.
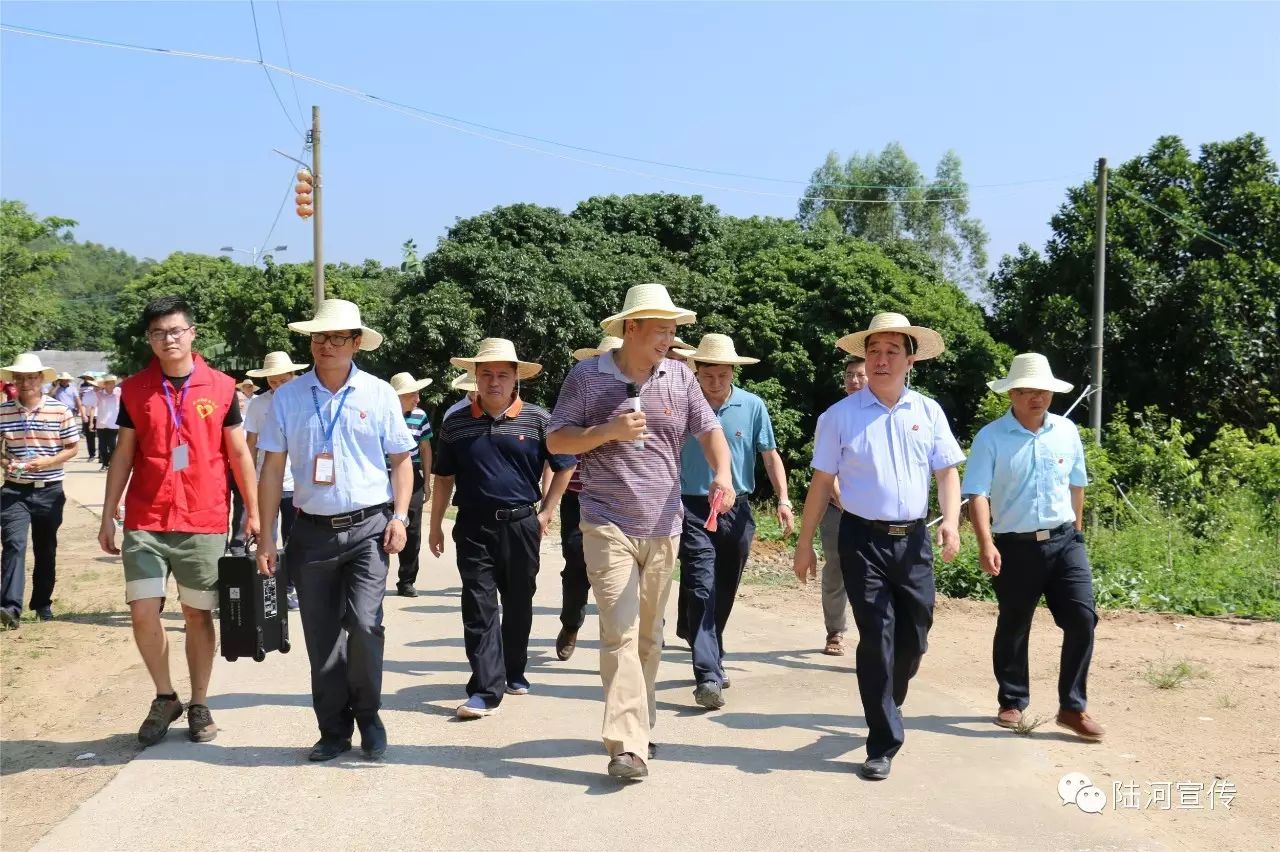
[2,22,1084,202]
[247,2,304,138]
[1107,177,1239,251]
[274,0,307,128]
[258,143,309,256]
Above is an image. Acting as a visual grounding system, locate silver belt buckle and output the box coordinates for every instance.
[887,524,909,536]
[1035,529,1051,542]
[331,513,354,530]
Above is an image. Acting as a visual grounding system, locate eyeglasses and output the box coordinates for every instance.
[310,332,358,347]
[144,325,194,343]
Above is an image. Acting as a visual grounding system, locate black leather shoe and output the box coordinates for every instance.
[648,742,657,760]
[860,756,892,780]
[308,737,352,762]
[396,584,418,598]
[358,714,387,759]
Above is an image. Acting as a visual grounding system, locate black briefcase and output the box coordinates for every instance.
[217,552,291,662]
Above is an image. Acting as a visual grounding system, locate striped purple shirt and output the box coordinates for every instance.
[549,351,720,538]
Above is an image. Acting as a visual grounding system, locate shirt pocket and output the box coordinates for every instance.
[905,422,933,467]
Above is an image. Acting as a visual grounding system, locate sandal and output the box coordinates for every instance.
[823,631,845,656]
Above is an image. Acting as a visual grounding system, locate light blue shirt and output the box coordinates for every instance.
[257,363,415,516]
[812,386,965,521]
[961,410,1088,534]
[244,390,293,493]
[680,386,777,496]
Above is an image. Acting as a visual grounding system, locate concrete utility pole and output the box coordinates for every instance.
[1090,157,1107,446]
[311,105,324,310]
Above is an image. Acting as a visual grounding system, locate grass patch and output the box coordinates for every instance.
[1216,693,1239,709]
[1143,658,1206,690]
[1010,713,1048,736]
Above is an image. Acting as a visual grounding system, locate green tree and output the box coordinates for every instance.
[797,144,989,290]
[989,133,1280,444]
[0,199,76,360]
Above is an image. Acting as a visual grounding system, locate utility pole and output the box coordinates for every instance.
[311,105,324,310]
[1090,157,1107,446]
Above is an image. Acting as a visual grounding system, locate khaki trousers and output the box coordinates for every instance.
[581,521,679,758]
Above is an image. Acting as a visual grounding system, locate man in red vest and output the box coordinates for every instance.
[98,295,260,747]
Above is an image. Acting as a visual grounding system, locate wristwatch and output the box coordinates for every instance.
[391,512,410,525]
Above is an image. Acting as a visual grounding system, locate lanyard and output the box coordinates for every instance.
[311,385,353,453]
[161,376,191,435]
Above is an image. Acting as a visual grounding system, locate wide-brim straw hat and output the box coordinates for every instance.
[390,372,433,395]
[573,335,624,362]
[988,353,1073,395]
[449,338,542,380]
[288,298,383,351]
[99,374,119,385]
[1,353,56,382]
[675,333,760,366]
[836,312,945,361]
[56,372,75,381]
[237,379,258,392]
[450,371,478,393]
[600,283,696,338]
[246,351,309,378]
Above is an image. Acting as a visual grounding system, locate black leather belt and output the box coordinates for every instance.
[848,514,924,537]
[493,504,537,521]
[298,503,389,530]
[995,522,1074,543]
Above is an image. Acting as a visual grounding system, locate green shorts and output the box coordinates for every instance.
[122,530,223,610]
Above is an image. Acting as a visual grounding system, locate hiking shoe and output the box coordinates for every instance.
[187,703,218,742]
[0,609,20,630]
[456,695,499,719]
[35,606,53,622]
[823,631,846,656]
[860,756,892,780]
[1056,709,1104,741]
[996,707,1023,729]
[607,752,648,780]
[506,680,530,696]
[555,628,578,661]
[286,587,300,610]
[694,681,725,710]
[138,696,184,746]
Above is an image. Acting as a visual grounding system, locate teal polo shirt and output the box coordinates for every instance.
[680,386,776,497]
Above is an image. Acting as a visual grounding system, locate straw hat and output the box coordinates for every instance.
[836,312,945,361]
[572,335,623,362]
[390,372,433,395]
[99,374,119,385]
[988,353,1073,395]
[671,336,691,350]
[600,283,696,338]
[675,333,760,366]
[246,351,309,378]
[1,353,56,382]
[237,379,258,393]
[56,372,75,382]
[449,338,542,380]
[450,371,478,393]
[288,298,383,351]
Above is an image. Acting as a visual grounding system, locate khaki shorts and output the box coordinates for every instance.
[122,529,223,610]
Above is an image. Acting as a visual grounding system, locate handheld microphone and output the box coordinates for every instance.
[626,383,644,450]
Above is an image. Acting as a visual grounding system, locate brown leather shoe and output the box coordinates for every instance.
[555,628,578,662]
[996,707,1023,728]
[607,752,648,780]
[1055,709,1104,740]
[823,632,846,656]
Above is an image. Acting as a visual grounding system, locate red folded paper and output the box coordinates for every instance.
[705,487,726,532]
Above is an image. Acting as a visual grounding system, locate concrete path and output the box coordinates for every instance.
[41,464,1153,851]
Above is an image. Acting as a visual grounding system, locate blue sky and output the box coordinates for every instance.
[3,2,1277,274]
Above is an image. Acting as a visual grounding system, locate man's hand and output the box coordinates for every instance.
[98,517,119,555]
[383,518,407,554]
[979,543,1001,577]
[608,411,647,443]
[793,542,816,583]
[777,503,795,538]
[428,525,445,558]
[256,538,277,576]
[537,509,552,537]
[712,478,736,508]
[937,522,961,563]
[244,513,261,546]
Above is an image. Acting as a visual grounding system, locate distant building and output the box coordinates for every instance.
[30,350,111,379]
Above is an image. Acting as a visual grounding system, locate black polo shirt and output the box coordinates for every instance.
[434,397,575,512]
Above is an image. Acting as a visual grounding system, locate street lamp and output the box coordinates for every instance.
[220,245,287,265]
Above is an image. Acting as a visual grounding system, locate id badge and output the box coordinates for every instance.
[313,452,335,486]
[172,443,190,472]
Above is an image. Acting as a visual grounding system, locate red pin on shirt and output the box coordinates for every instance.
[705,486,727,532]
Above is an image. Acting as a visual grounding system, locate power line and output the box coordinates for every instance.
[274,0,307,128]
[2,22,1079,203]
[259,143,309,254]
[1108,177,1239,251]
[247,1,304,138]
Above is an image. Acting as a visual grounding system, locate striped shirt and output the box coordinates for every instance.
[404,407,432,460]
[549,351,720,538]
[435,397,574,511]
[0,396,80,482]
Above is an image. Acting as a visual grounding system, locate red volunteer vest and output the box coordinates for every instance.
[121,354,236,533]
